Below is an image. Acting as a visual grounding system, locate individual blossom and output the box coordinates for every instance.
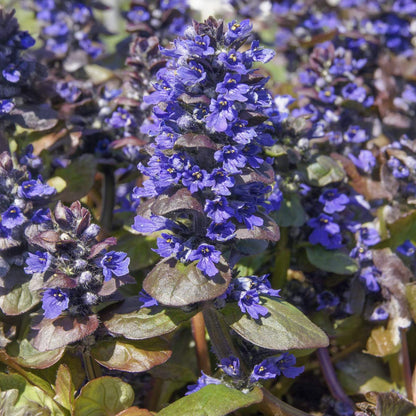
[185,371,222,395]
[397,240,416,257]
[318,189,349,214]
[308,214,343,249]
[187,244,221,277]
[100,251,130,281]
[250,353,304,382]
[42,288,69,319]
[24,251,52,274]
[219,356,241,377]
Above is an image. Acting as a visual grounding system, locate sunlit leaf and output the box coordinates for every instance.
[306,246,358,275]
[103,297,197,340]
[222,296,329,350]
[91,338,171,372]
[143,258,231,307]
[73,376,134,416]
[157,385,263,416]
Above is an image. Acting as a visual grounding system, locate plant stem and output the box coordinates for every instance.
[400,328,413,402]
[81,350,100,381]
[203,305,316,416]
[100,165,115,232]
[412,364,416,406]
[191,311,212,375]
[146,377,164,411]
[202,305,241,366]
[317,348,354,408]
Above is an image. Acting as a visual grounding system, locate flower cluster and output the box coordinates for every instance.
[226,274,281,319]
[132,18,281,283]
[125,0,191,39]
[186,353,304,394]
[24,201,130,320]
[32,0,106,59]
[0,7,46,122]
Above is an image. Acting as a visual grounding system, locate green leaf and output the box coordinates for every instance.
[143,258,231,307]
[102,298,197,340]
[336,352,394,395]
[115,234,159,271]
[365,323,401,357]
[0,373,65,415]
[91,338,171,372]
[116,408,154,416]
[377,210,416,250]
[405,283,416,323]
[222,296,329,350]
[0,280,40,315]
[359,392,416,416]
[305,155,345,187]
[306,246,358,275]
[73,376,134,416]
[157,385,263,416]
[53,155,97,202]
[54,364,75,412]
[31,315,99,352]
[7,339,65,369]
[274,193,306,227]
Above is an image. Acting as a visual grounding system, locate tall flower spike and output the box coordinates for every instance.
[132,18,281,306]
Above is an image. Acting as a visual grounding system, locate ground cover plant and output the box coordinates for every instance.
[1,0,416,415]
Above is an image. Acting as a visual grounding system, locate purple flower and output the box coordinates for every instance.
[1,206,25,228]
[360,266,381,292]
[209,168,235,195]
[2,64,21,83]
[214,146,246,173]
[205,197,235,223]
[316,290,339,311]
[370,306,389,321]
[348,150,376,173]
[217,50,248,74]
[24,251,52,274]
[246,40,275,63]
[219,356,241,377]
[139,290,158,308]
[387,157,409,178]
[344,126,368,143]
[238,290,268,319]
[358,227,381,246]
[42,288,69,319]
[397,240,416,256]
[188,244,221,277]
[19,179,56,200]
[206,96,238,132]
[176,60,206,87]
[318,87,336,103]
[0,99,14,114]
[207,221,236,242]
[106,107,136,129]
[274,353,305,378]
[216,74,250,102]
[250,358,279,381]
[225,20,252,44]
[100,251,130,281]
[341,83,367,103]
[133,215,175,234]
[31,208,51,224]
[319,189,349,214]
[182,166,212,193]
[308,214,343,250]
[127,6,150,23]
[185,372,221,395]
[153,233,183,258]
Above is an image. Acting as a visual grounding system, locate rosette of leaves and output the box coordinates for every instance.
[4,200,173,376]
[0,150,56,316]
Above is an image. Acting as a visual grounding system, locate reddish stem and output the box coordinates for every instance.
[191,311,212,375]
